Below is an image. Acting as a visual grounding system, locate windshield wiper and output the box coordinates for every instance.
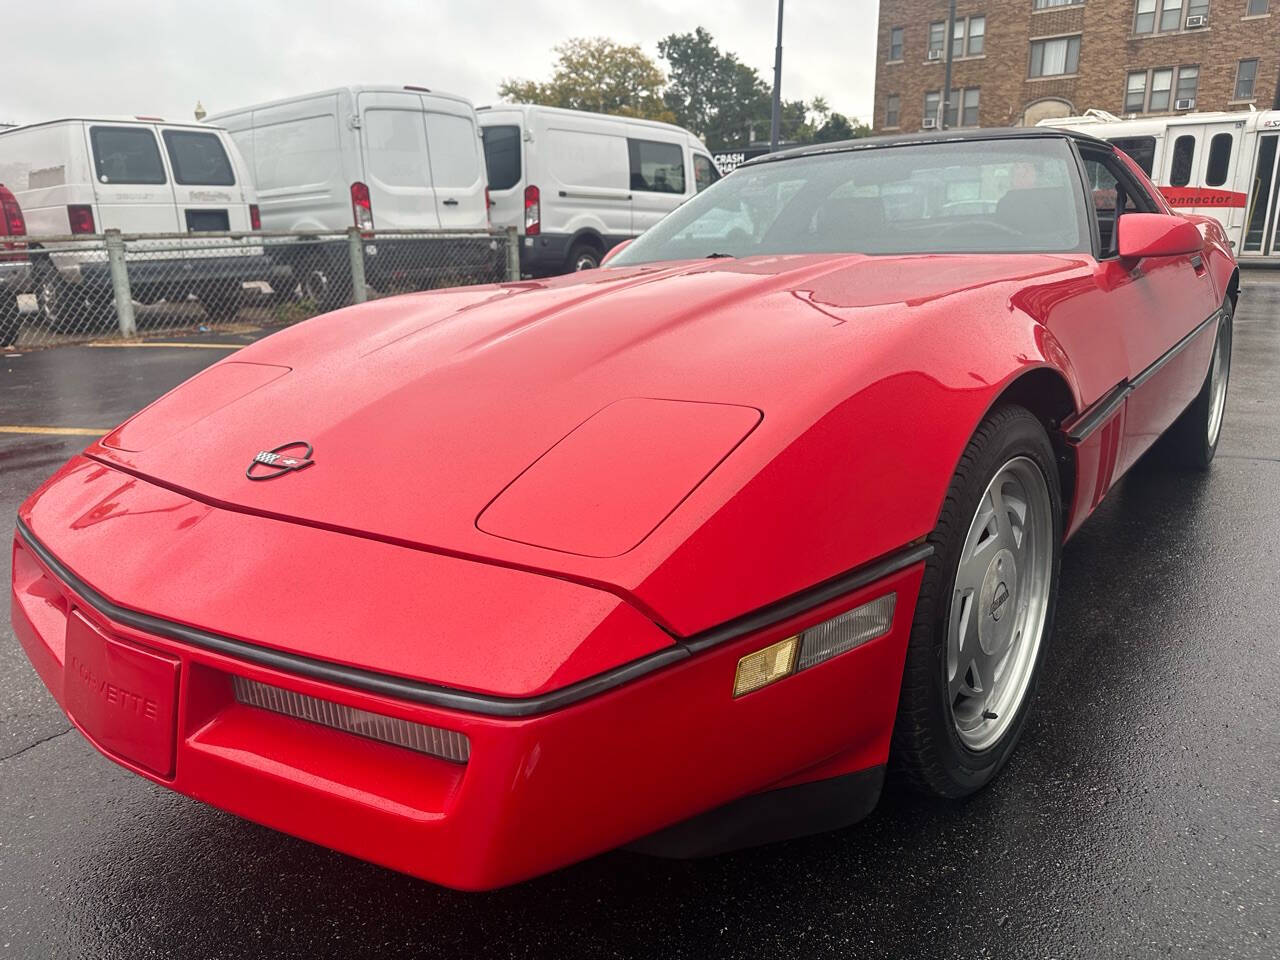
[704,252,735,259]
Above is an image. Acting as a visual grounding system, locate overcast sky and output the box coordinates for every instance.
[2,0,878,128]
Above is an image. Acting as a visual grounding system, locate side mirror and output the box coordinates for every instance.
[600,238,633,266]
[1117,213,1204,259]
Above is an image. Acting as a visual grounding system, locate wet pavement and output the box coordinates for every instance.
[1,276,1277,959]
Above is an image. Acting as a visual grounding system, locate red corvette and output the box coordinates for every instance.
[11,130,1236,890]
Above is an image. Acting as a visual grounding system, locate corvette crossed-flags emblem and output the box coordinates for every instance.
[246,441,315,481]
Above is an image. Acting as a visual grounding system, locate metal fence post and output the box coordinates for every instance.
[505,226,521,282]
[104,229,136,337]
[346,227,368,304]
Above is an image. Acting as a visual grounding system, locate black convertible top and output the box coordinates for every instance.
[742,126,1111,169]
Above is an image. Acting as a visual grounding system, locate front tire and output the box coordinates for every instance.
[1159,297,1232,470]
[892,404,1062,798]
[566,240,601,272]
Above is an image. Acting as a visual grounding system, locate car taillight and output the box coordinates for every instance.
[350,181,373,232]
[249,204,261,231]
[524,184,540,236]
[67,204,96,235]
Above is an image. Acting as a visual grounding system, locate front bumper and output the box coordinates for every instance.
[11,468,922,890]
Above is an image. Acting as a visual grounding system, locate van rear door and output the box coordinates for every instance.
[422,97,487,229]
[480,116,524,232]
[84,123,181,233]
[158,126,250,233]
[356,90,441,230]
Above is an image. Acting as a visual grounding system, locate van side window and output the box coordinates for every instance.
[425,113,481,188]
[1205,133,1233,187]
[1170,135,1196,187]
[482,125,521,191]
[693,154,720,193]
[89,126,166,185]
[1108,136,1156,177]
[162,130,235,186]
[628,139,685,194]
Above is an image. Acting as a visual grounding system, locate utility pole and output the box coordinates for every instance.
[769,0,784,151]
[940,0,957,129]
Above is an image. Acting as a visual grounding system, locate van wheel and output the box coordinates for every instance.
[200,285,244,324]
[300,255,351,312]
[37,268,114,334]
[567,241,601,272]
[0,298,20,348]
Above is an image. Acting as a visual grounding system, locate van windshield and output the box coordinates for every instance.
[162,130,235,186]
[610,137,1091,265]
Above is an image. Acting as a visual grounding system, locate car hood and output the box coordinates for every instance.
[91,252,1084,633]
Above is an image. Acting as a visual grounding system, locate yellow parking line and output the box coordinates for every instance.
[0,425,109,437]
[85,341,245,349]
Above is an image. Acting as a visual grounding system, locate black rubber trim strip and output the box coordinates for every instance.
[14,519,929,719]
[682,542,934,654]
[1065,307,1221,443]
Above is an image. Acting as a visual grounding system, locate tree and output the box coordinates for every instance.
[498,38,673,122]
[807,97,872,143]
[658,28,770,149]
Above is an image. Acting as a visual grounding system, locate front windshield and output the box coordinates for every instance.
[610,137,1091,265]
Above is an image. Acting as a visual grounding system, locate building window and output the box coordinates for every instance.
[929,21,945,57]
[924,91,941,124]
[1125,72,1148,112]
[948,16,986,58]
[1029,36,1081,77]
[1246,0,1270,15]
[1125,66,1199,112]
[1235,58,1259,99]
[885,94,901,127]
[936,88,981,128]
[1136,0,1214,33]
[963,88,981,125]
[1033,0,1080,8]
[1170,134,1196,186]
[1206,133,1234,186]
[1148,68,1174,110]
[1175,66,1199,104]
[889,26,904,61]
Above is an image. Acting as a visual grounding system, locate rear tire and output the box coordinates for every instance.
[199,285,244,324]
[37,267,114,334]
[0,297,19,348]
[891,404,1062,798]
[566,240,601,272]
[1158,297,1232,470]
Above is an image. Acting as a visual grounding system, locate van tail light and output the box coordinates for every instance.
[524,184,540,236]
[249,204,261,231]
[67,204,96,235]
[350,182,374,233]
[0,186,25,261]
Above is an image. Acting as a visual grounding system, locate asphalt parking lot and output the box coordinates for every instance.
[1,277,1277,960]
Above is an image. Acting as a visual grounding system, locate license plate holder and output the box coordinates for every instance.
[64,611,180,778]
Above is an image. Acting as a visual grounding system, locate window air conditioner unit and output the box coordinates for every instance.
[1175,98,1196,110]
[1185,14,1207,27]
[922,117,938,129]
[927,49,942,60]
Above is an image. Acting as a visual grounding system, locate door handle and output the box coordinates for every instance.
[442,198,459,206]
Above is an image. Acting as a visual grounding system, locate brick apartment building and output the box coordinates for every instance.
[873,0,1280,133]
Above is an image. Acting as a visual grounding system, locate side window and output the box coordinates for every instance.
[1109,136,1156,177]
[693,154,719,193]
[1170,134,1196,187]
[628,138,685,194]
[162,130,235,186]
[1205,133,1233,188]
[481,125,521,191]
[89,126,166,185]
[1081,149,1153,257]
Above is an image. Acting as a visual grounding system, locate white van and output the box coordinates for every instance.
[209,85,490,304]
[477,104,720,275]
[0,117,265,323]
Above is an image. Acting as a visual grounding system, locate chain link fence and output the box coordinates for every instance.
[0,227,519,349]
